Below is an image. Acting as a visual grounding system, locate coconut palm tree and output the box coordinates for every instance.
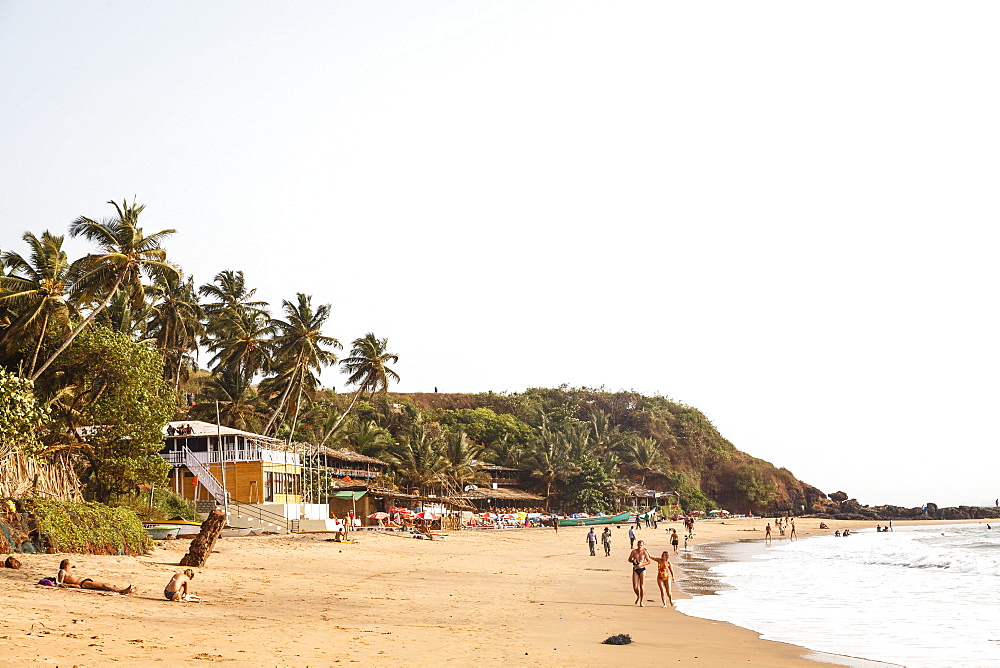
[261,293,340,435]
[387,424,448,494]
[198,269,268,317]
[442,429,486,494]
[31,199,177,380]
[326,333,399,435]
[147,274,205,391]
[189,369,265,432]
[623,437,669,486]
[204,306,274,378]
[0,231,79,376]
[342,419,394,459]
[525,427,576,510]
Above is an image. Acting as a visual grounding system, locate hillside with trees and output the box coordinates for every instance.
[0,198,829,516]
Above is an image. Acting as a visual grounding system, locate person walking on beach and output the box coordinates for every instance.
[765,523,772,543]
[602,527,612,556]
[628,525,636,549]
[649,550,675,607]
[586,528,598,556]
[628,540,650,606]
[670,528,680,554]
[635,513,642,531]
[789,518,797,540]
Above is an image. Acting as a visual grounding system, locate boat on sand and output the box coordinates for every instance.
[557,511,631,527]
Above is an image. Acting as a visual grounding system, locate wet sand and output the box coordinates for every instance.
[0,516,969,666]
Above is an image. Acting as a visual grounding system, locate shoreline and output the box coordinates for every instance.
[0,516,988,666]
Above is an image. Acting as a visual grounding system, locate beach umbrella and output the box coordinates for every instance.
[477,512,493,518]
[708,509,721,514]
[689,510,704,515]
[415,511,438,520]
[389,507,408,513]
[499,513,517,520]
[368,512,389,520]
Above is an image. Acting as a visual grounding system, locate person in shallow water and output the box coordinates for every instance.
[628,539,650,606]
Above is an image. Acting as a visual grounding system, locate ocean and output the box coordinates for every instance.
[675,523,1000,668]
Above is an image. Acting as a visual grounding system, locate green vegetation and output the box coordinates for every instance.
[15,498,153,555]
[0,197,825,517]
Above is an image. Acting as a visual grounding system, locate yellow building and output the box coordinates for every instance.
[160,420,302,505]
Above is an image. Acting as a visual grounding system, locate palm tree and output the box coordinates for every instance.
[204,306,274,377]
[198,269,268,317]
[442,429,486,494]
[387,424,448,494]
[327,333,400,435]
[147,274,205,391]
[261,293,340,435]
[525,427,576,510]
[623,437,669,486]
[485,434,525,468]
[342,419,394,459]
[92,287,153,339]
[31,199,177,380]
[189,369,265,432]
[0,231,79,376]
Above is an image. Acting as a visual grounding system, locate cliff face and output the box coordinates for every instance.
[389,388,826,515]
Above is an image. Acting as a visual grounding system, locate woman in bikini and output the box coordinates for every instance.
[56,560,133,594]
[627,539,650,606]
[164,569,195,601]
[649,550,675,607]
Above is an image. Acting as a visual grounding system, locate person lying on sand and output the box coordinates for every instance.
[56,560,133,594]
[164,569,195,601]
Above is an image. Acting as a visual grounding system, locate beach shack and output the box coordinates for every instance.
[160,420,303,506]
[450,487,545,511]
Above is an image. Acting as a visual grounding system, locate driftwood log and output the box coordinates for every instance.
[180,509,226,567]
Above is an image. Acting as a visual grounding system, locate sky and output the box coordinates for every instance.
[2,1,998,508]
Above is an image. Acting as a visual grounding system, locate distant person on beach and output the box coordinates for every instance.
[56,560,133,594]
[765,523,772,543]
[628,540,650,606]
[670,528,680,554]
[602,527,612,556]
[628,525,636,549]
[789,518,797,540]
[164,569,195,601]
[834,530,841,537]
[635,514,642,530]
[587,528,597,556]
[649,550,675,607]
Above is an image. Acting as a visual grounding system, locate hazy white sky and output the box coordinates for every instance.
[2,1,998,508]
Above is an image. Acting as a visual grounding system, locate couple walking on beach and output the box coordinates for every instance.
[586,527,612,556]
[628,539,674,608]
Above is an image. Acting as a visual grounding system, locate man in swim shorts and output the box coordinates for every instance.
[627,539,650,606]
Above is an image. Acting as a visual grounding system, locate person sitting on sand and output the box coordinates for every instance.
[164,569,195,601]
[648,550,675,607]
[627,539,650,607]
[834,530,841,537]
[56,560,133,594]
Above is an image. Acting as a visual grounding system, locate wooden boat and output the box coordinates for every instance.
[143,520,201,537]
[144,525,181,540]
[219,527,253,538]
[558,511,632,527]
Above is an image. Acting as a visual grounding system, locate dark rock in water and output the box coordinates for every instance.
[5,556,22,569]
[603,634,633,645]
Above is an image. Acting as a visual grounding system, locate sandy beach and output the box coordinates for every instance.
[0,517,972,667]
